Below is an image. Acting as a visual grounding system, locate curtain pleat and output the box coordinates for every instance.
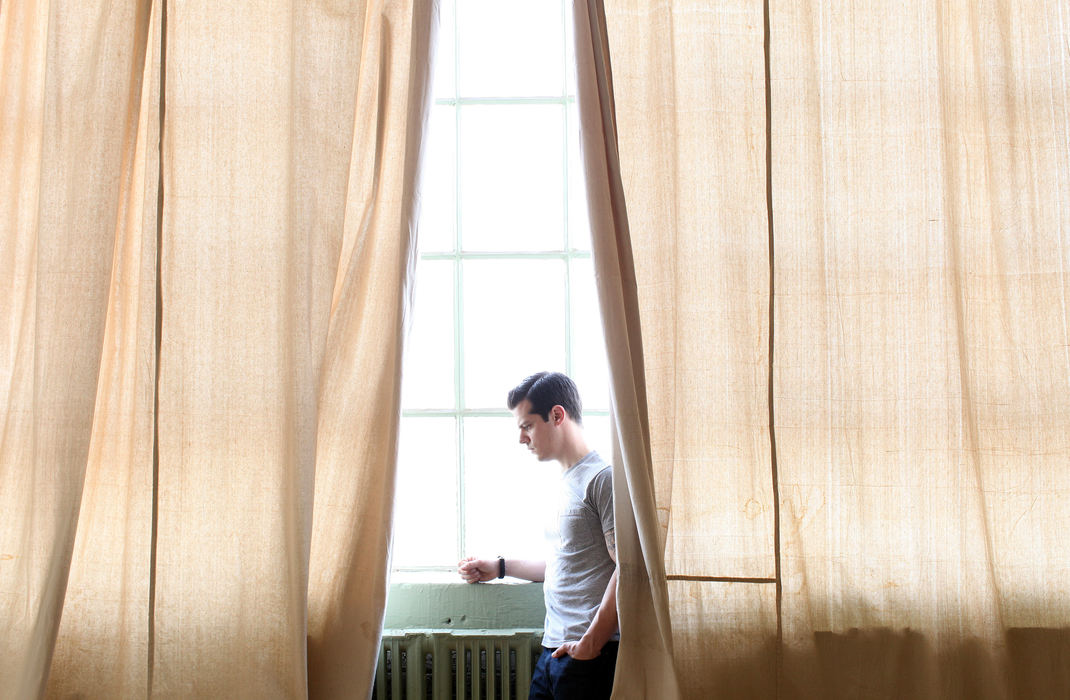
[594,1,777,697]
[2,0,157,695]
[573,2,682,698]
[1,0,434,697]
[44,0,161,695]
[306,2,436,695]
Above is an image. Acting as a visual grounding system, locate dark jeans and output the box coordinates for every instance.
[528,642,618,700]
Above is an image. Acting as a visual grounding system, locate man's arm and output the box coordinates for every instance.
[552,528,619,660]
[458,557,546,583]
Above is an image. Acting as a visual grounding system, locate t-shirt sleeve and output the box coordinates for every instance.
[586,465,614,535]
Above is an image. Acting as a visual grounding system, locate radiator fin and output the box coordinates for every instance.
[374,629,542,700]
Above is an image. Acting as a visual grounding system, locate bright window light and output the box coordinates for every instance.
[395,0,610,572]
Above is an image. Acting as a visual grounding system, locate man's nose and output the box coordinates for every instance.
[519,432,529,444]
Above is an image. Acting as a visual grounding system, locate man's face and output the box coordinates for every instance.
[512,399,557,462]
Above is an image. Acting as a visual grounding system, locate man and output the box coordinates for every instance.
[458,372,618,700]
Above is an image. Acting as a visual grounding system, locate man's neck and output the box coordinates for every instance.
[557,441,591,472]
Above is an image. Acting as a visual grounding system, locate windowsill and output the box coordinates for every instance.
[389,569,465,584]
[384,575,545,630]
[388,569,538,585]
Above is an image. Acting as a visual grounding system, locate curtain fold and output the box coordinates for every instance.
[596,1,778,697]
[2,0,158,695]
[573,2,681,699]
[1,0,435,697]
[306,2,436,695]
[45,0,161,695]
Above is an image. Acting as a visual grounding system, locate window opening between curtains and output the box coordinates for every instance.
[394,0,611,573]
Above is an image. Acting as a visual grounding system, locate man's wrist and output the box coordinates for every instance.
[580,632,606,652]
[580,617,616,653]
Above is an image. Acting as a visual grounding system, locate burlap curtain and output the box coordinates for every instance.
[8,0,1070,698]
[573,1,682,699]
[0,0,434,697]
[584,0,1070,698]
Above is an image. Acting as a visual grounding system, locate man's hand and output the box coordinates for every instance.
[457,556,497,584]
[551,637,601,661]
[552,563,618,662]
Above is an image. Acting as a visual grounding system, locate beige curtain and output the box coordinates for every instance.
[573,2,682,699]
[0,0,434,697]
[586,0,1070,698]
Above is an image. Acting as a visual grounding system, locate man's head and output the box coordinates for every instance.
[507,371,583,426]
[508,372,587,466]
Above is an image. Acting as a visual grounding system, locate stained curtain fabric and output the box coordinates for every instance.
[582,0,1070,698]
[0,0,434,697]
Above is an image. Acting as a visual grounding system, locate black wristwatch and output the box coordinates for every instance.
[497,556,505,579]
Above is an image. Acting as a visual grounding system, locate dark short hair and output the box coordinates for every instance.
[507,372,583,425]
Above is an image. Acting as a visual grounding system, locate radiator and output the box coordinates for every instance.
[374,629,543,700]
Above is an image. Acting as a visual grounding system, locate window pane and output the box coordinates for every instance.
[417,105,457,253]
[457,0,564,98]
[569,258,610,410]
[459,104,564,252]
[393,417,458,568]
[394,0,615,571]
[402,259,455,408]
[432,0,456,98]
[564,2,577,97]
[463,416,558,560]
[582,414,613,467]
[566,101,592,252]
[462,258,567,408]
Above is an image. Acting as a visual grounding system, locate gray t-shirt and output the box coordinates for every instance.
[542,451,617,647]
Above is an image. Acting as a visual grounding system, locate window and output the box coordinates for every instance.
[393,0,610,572]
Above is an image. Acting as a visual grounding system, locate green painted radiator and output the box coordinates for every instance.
[374,629,543,700]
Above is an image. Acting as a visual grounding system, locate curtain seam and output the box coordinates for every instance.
[763,0,784,696]
[148,0,166,695]
[666,575,777,584]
